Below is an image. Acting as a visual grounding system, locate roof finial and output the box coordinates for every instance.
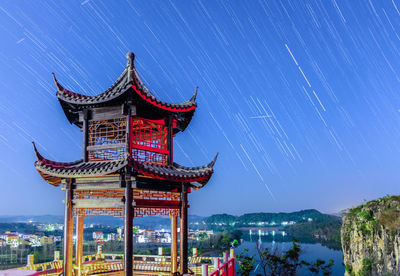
[32,141,44,161]
[126,52,135,68]
[190,86,198,102]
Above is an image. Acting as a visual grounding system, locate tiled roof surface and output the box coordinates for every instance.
[54,52,197,131]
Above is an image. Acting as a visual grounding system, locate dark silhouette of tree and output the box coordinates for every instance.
[236,239,334,276]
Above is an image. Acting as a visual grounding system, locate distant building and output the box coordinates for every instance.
[6,234,19,248]
[40,236,53,245]
[144,230,156,243]
[106,233,117,241]
[93,232,104,240]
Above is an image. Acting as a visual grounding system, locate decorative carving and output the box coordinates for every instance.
[74,189,180,201]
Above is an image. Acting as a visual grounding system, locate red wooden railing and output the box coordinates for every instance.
[201,250,235,276]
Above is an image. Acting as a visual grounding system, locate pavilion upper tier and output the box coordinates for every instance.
[53,52,197,133]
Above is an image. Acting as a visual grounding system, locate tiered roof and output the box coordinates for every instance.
[34,52,217,189]
[33,144,216,189]
[54,52,197,132]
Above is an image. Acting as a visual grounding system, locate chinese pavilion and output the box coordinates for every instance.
[33,52,217,276]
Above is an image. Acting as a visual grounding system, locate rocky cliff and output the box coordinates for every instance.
[341,195,400,275]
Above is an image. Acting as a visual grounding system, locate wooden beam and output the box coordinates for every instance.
[134,199,181,209]
[74,183,122,190]
[63,179,74,276]
[87,143,125,151]
[90,106,125,121]
[74,176,124,183]
[73,198,123,209]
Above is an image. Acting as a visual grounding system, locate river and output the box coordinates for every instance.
[235,233,344,275]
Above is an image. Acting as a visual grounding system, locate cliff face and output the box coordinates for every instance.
[341,196,400,276]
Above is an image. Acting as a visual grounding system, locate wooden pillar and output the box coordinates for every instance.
[180,183,188,275]
[82,109,89,162]
[170,213,178,273]
[167,116,173,164]
[63,179,74,276]
[75,215,84,276]
[123,172,133,276]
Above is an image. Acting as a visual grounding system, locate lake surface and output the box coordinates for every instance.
[236,235,344,275]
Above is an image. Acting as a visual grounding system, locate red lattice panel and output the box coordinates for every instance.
[134,207,179,218]
[130,117,169,165]
[74,208,124,217]
[132,149,167,166]
[89,118,126,146]
[88,148,126,162]
[74,207,179,218]
[134,190,180,201]
[88,118,127,161]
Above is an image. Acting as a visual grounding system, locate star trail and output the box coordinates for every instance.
[1,0,400,216]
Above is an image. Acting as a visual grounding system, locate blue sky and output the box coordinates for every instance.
[1,0,400,216]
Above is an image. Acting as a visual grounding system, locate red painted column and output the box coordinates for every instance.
[63,179,74,276]
[180,183,188,274]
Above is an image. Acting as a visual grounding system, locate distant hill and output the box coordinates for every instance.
[0,215,204,229]
[200,209,325,227]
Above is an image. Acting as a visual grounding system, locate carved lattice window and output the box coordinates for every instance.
[130,117,169,165]
[88,118,126,161]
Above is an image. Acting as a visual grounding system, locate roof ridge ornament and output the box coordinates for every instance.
[126,52,135,84]
[126,52,135,68]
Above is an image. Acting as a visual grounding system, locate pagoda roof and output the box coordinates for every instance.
[33,143,216,189]
[54,52,197,132]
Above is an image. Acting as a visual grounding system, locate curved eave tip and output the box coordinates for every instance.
[211,152,219,167]
[51,72,63,92]
[32,141,43,161]
[190,86,198,103]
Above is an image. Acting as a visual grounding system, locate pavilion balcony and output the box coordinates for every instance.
[13,247,236,276]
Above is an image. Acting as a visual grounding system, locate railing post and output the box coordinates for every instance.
[202,264,209,276]
[223,252,228,263]
[158,247,163,256]
[27,254,34,268]
[193,248,198,257]
[54,251,60,261]
[97,244,103,255]
[229,248,235,258]
[213,257,219,275]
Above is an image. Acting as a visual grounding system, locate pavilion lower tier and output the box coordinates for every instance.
[61,174,191,276]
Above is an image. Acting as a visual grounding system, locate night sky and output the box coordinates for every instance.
[1,1,400,216]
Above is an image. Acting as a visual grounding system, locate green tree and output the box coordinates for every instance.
[236,248,256,276]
